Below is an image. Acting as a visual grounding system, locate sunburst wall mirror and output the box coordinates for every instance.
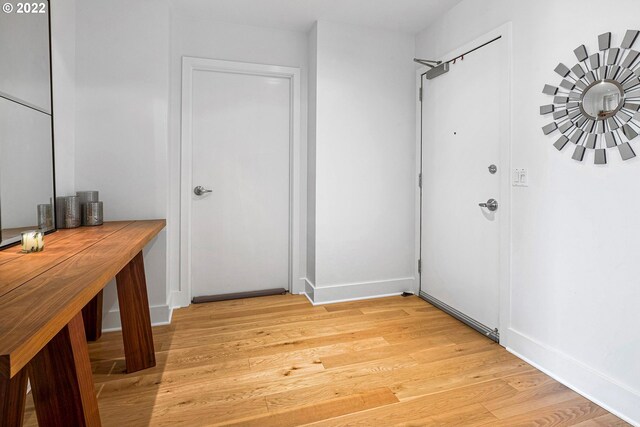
[541,30,640,164]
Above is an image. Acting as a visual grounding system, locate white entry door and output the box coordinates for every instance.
[188,64,292,298]
[420,35,506,338]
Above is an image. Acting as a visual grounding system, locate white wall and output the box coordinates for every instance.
[74,0,171,328]
[308,21,417,303]
[306,23,318,290]
[168,11,309,305]
[416,1,640,424]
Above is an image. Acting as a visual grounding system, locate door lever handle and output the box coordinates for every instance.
[194,186,213,196]
[478,198,498,211]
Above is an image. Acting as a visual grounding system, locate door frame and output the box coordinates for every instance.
[180,57,301,304]
[415,22,513,346]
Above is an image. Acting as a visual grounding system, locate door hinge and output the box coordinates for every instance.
[418,259,422,274]
[419,87,423,102]
[418,173,422,188]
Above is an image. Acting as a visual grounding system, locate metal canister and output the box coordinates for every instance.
[77,191,99,225]
[83,201,103,226]
[63,196,81,228]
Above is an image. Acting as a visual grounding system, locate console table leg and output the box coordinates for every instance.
[28,312,101,427]
[116,250,156,373]
[82,290,103,342]
[0,368,28,427]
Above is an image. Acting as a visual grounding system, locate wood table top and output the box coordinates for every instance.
[0,219,165,379]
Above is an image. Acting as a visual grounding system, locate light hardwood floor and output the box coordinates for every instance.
[24,294,628,426]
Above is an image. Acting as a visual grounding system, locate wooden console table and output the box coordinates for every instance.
[0,220,165,427]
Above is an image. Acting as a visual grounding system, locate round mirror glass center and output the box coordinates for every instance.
[581,80,624,120]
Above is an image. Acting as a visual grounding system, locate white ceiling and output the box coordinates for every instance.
[172,0,463,34]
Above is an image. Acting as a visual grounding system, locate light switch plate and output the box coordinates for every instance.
[512,168,528,187]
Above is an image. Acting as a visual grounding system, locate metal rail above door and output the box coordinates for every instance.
[415,35,503,80]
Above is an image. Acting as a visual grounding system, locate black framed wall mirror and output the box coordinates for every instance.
[0,0,56,248]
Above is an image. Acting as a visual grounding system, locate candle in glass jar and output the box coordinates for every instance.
[21,230,44,253]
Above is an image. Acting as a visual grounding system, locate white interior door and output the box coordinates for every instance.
[420,37,505,335]
[190,68,291,298]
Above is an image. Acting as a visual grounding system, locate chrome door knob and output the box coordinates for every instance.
[194,186,213,196]
[478,198,498,211]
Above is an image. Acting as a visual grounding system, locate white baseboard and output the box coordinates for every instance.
[304,278,315,301]
[102,304,173,332]
[170,289,190,309]
[293,277,306,295]
[303,276,414,305]
[507,328,640,427]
